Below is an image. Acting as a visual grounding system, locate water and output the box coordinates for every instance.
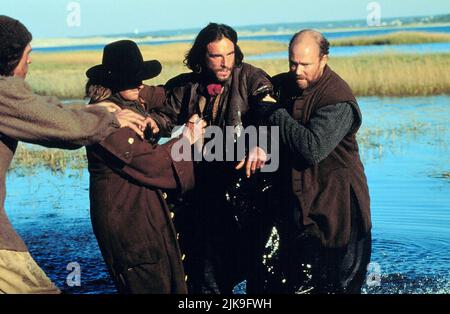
[4,96,450,294]
[34,25,450,55]
[359,96,450,294]
[240,25,450,42]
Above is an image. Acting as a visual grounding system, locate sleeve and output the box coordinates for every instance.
[0,77,120,149]
[268,102,355,165]
[95,127,194,193]
[245,66,280,130]
[140,86,182,137]
[139,85,166,111]
[148,86,183,137]
[248,66,273,101]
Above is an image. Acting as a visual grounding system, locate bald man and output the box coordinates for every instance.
[264,29,372,294]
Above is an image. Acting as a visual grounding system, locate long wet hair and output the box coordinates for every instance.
[184,23,244,73]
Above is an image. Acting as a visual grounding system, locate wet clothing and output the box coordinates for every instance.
[148,63,274,293]
[263,66,372,293]
[87,89,195,294]
[263,192,371,294]
[0,75,120,293]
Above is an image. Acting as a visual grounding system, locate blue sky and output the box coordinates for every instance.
[2,0,450,38]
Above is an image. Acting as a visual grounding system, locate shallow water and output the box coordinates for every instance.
[4,96,450,294]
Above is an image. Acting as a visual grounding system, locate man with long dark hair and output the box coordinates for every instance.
[147,23,278,293]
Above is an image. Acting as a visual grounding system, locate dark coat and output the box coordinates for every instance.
[272,65,371,248]
[86,88,195,294]
[142,63,275,292]
[149,62,273,135]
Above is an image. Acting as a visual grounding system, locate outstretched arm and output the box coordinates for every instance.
[91,116,205,193]
[268,102,355,165]
[0,77,147,148]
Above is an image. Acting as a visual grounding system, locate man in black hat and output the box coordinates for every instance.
[0,16,149,293]
[145,23,278,294]
[85,40,206,294]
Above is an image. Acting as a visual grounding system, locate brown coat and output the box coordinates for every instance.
[86,89,194,294]
[0,76,120,252]
[273,66,371,248]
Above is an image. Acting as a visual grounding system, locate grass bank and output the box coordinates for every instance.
[252,53,450,96]
[27,40,287,99]
[10,145,87,173]
[26,40,450,99]
[331,31,450,46]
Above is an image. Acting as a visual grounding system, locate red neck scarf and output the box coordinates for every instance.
[207,84,223,96]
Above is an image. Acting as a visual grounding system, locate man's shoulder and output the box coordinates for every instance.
[324,67,356,100]
[0,75,31,94]
[0,76,37,107]
[239,62,269,76]
[165,72,199,90]
[236,63,273,94]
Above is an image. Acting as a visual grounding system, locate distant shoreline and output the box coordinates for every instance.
[31,23,450,49]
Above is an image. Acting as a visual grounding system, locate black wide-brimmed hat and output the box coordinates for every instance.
[86,40,161,91]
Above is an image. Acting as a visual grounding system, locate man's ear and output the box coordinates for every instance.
[320,54,328,70]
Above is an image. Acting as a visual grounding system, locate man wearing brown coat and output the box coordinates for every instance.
[0,15,148,293]
[85,40,205,293]
[265,29,372,293]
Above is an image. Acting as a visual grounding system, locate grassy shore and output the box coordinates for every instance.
[331,31,450,46]
[10,145,87,173]
[28,42,450,98]
[27,40,287,99]
[253,53,450,96]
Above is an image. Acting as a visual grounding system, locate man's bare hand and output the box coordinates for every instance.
[94,101,122,113]
[144,116,160,135]
[114,109,147,139]
[236,146,268,178]
[183,114,206,145]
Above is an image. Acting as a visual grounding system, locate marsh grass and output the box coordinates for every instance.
[27,40,287,99]
[251,53,450,96]
[10,145,87,173]
[28,40,450,99]
[331,31,450,46]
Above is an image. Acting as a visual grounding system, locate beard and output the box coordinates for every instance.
[208,66,233,83]
[291,72,309,90]
[295,77,309,89]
